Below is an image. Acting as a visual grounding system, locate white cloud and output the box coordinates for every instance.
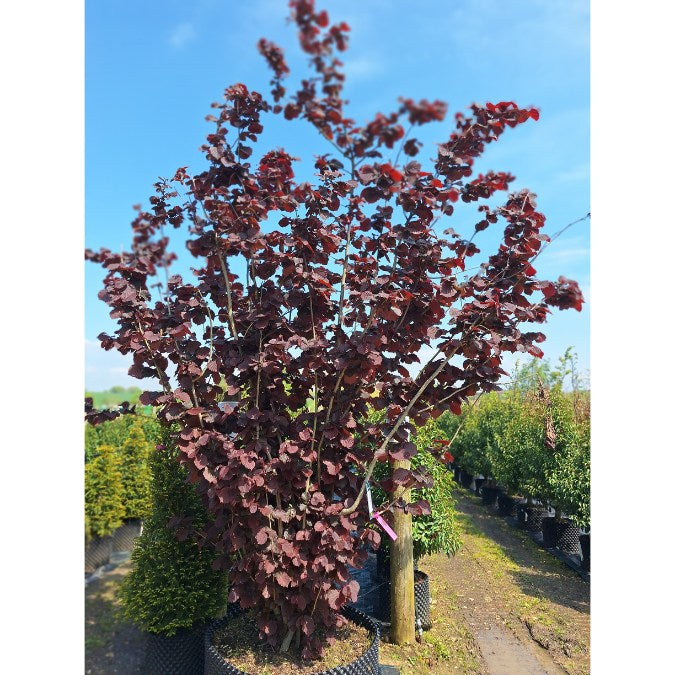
[168,22,196,49]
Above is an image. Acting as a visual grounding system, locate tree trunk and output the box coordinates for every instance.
[389,457,415,645]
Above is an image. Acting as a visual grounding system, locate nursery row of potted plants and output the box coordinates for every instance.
[85,415,158,574]
[439,380,590,570]
[453,465,590,572]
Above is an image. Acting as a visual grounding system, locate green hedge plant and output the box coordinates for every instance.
[85,443,125,541]
[85,413,161,463]
[543,389,590,527]
[119,420,153,520]
[409,419,462,559]
[118,432,228,636]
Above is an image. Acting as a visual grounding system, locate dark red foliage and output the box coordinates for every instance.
[85,0,583,659]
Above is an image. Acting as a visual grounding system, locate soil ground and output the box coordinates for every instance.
[85,488,589,674]
[85,561,145,674]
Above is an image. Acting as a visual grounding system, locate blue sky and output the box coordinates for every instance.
[85,0,589,390]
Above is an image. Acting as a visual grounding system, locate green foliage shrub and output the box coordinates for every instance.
[85,443,125,540]
[543,390,590,527]
[118,430,228,636]
[437,409,465,464]
[119,420,153,520]
[410,418,462,558]
[494,394,550,500]
[452,406,488,477]
[85,413,161,463]
[493,387,590,526]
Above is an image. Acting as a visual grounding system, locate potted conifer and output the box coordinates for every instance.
[118,436,228,675]
[113,419,152,552]
[85,443,125,573]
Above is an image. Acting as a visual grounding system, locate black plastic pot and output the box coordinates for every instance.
[541,517,558,548]
[497,494,518,517]
[527,506,548,533]
[112,518,143,553]
[579,533,590,571]
[453,466,461,483]
[517,505,548,533]
[413,570,432,631]
[85,535,113,574]
[460,471,473,489]
[557,520,580,554]
[143,624,205,675]
[205,605,380,674]
[541,517,580,553]
[375,570,432,631]
[473,477,485,495]
[481,486,500,507]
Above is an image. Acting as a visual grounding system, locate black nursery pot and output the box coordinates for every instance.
[143,624,206,675]
[579,533,590,571]
[497,494,517,517]
[542,517,580,553]
[453,466,461,483]
[460,471,474,489]
[84,535,113,574]
[205,605,380,675]
[525,506,548,533]
[541,517,558,548]
[481,486,500,507]
[556,520,580,554]
[474,477,485,495]
[517,505,548,532]
[376,570,432,631]
[112,518,143,553]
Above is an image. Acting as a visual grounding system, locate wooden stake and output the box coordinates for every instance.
[389,456,415,644]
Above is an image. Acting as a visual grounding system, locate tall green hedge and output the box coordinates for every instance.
[85,413,161,463]
[119,420,153,520]
[453,383,590,528]
[118,429,228,635]
[85,443,125,540]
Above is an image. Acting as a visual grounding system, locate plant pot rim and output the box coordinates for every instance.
[205,605,380,675]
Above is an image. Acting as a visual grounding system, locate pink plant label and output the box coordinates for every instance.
[373,512,397,541]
